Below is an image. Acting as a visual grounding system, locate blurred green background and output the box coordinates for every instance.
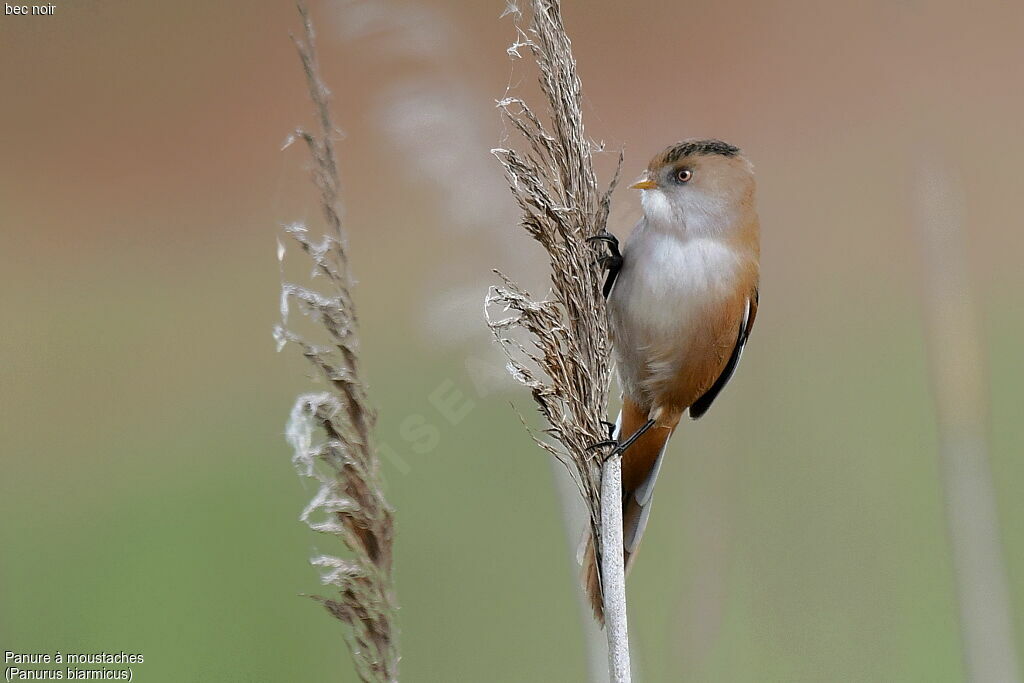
[2,0,1022,681]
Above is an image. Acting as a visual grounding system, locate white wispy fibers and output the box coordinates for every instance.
[332,0,453,60]
[331,0,534,357]
[384,87,504,230]
[277,6,398,682]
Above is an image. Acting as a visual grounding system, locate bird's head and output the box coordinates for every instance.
[632,139,755,236]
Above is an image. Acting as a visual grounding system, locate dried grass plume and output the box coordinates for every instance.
[276,4,399,682]
[484,1,629,672]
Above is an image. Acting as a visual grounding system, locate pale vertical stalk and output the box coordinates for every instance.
[601,455,631,682]
[914,161,1021,683]
[549,462,612,683]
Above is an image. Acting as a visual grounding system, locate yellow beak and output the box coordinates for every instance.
[630,179,657,190]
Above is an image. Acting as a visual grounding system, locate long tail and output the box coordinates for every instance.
[582,398,676,625]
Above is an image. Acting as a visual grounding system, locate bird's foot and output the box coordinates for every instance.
[586,418,657,461]
[587,231,623,298]
[586,232,622,269]
[587,231,620,253]
[586,436,623,462]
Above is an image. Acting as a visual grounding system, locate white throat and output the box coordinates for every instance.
[640,188,738,239]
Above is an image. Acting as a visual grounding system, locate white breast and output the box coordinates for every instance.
[608,230,743,399]
[613,232,741,332]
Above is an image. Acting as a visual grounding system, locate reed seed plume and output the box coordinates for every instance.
[276,4,398,682]
[485,1,631,676]
[486,0,617,579]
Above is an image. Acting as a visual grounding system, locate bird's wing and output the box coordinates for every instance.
[689,288,758,419]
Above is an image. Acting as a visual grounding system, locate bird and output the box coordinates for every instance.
[583,139,760,623]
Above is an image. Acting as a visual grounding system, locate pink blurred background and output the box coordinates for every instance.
[2,1,1022,680]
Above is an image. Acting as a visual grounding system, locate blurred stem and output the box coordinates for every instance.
[601,455,632,683]
[915,162,1021,683]
[550,462,611,683]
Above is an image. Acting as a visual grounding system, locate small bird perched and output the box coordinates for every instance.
[584,139,760,622]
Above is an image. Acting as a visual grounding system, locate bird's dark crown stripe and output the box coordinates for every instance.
[663,139,740,163]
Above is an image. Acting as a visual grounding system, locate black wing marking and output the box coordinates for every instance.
[603,255,623,299]
[587,232,623,299]
[689,289,758,419]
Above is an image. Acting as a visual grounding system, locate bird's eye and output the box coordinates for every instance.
[675,168,693,183]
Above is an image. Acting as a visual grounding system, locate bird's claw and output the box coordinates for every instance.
[588,231,623,299]
[588,232,623,270]
[586,436,624,462]
[587,231,621,257]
